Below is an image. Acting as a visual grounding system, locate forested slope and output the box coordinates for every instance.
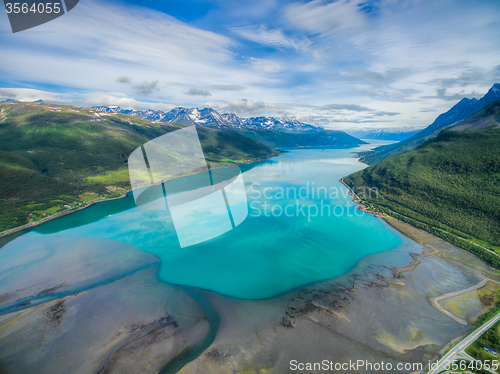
[345,100,500,265]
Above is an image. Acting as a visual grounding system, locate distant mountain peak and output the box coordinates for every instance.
[92,105,323,132]
[457,97,477,103]
[481,83,500,105]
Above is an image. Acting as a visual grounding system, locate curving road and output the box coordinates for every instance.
[427,312,500,374]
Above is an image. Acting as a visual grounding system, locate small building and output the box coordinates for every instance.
[484,345,497,355]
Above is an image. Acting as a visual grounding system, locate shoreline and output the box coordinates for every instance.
[0,155,278,240]
[340,176,440,278]
[1,147,367,239]
[0,191,129,239]
[341,174,500,358]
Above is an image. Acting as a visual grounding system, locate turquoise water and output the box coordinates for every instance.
[6,147,405,299]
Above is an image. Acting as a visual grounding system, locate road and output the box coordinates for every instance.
[427,312,500,374]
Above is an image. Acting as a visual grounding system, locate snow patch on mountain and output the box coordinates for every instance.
[92,106,322,132]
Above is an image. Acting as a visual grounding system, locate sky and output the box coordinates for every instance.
[0,0,499,130]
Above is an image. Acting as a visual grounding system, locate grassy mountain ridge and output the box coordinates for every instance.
[449,100,500,132]
[359,83,500,165]
[344,99,500,257]
[0,101,279,233]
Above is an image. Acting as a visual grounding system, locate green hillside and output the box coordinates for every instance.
[0,101,279,233]
[344,100,500,266]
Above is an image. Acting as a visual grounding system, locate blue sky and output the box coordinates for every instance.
[1,0,499,130]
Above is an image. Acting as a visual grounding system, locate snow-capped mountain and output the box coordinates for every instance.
[92,106,322,132]
[221,113,243,126]
[161,107,228,127]
[92,106,170,122]
[242,116,319,131]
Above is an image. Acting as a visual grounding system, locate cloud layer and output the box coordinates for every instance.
[0,0,499,130]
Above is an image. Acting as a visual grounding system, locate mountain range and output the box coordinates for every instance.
[360,83,500,164]
[93,106,321,132]
[93,105,365,148]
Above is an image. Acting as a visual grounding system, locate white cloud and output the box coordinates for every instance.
[133,80,159,95]
[217,99,405,128]
[221,99,268,115]
[230,25,311,51]
[116,76,132,84]
[0,0,254,97]
[83,92,176,110]
[249,58,282,73]
[201,102,219,108]
[208,85,246,91]
[0,87,176,111]
[0,0,499,130]
[0,88,73,103]
[186,88,211,97]
[285,0,366,36]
